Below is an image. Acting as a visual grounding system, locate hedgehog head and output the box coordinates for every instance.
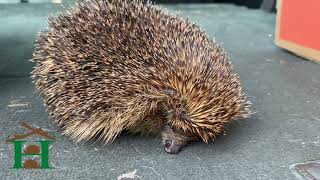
[157,68,251,153]
[161,125,197,154]
[161,109,224,154]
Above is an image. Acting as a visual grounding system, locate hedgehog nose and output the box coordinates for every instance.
[163,139,179,154]
[164,139,172,148]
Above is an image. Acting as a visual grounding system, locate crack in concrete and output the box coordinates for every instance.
[142,166,164,180]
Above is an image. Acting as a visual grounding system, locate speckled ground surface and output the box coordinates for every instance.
[1,3,320,180]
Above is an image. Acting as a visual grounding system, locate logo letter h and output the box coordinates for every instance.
[11,140,52,169]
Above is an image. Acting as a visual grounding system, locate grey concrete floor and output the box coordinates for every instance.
[1,3,320,180]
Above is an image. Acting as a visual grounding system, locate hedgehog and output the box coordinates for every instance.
[31,0,251,154]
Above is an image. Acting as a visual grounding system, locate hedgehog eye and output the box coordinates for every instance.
[176,103,182,108]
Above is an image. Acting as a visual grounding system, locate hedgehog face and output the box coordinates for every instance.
[161,125,198,154]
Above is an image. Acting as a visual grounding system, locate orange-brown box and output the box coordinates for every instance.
[275,0,320,63]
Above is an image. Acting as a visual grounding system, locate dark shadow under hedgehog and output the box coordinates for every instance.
[31,0,252,154]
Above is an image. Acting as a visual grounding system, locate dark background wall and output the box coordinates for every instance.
[155,0,264,9]
[16,0,267,9]
[215,0,263,8]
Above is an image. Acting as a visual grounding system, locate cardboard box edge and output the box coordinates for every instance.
[274,0,320,63]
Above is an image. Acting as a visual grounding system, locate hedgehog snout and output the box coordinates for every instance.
[161,125,191,154]
[163,139,181,154]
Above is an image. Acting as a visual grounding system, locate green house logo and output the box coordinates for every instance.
[6,122,55,169]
